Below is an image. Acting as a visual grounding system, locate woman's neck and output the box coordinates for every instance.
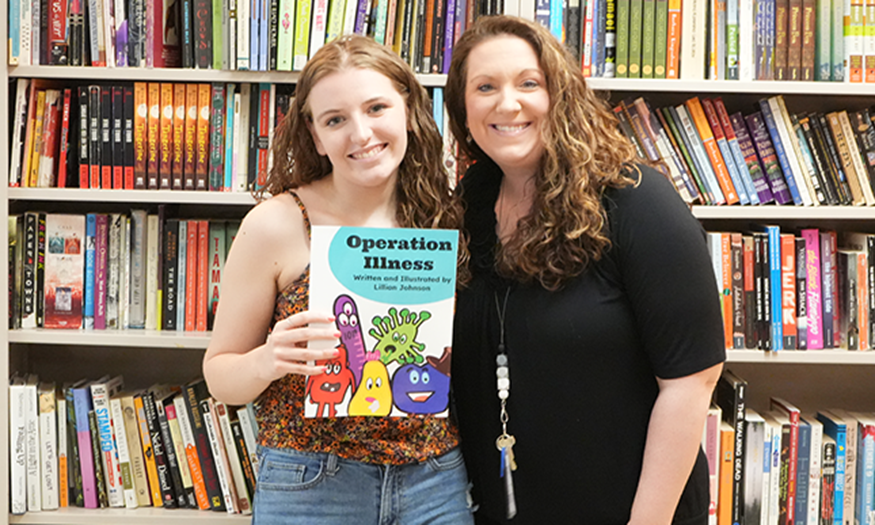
[495,171,537,242]
[305,175,398,227]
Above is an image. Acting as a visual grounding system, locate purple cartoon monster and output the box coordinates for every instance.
[334,295,378,387]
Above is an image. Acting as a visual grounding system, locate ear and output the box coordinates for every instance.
[307,120,328,156]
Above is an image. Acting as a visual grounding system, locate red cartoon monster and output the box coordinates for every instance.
[306,344,355,417]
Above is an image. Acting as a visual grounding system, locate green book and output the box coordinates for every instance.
[276,0,296,71]
[815,0,831,80]
[661,106,711,204]
[628,0,644,77]
[293,0,313,71]
[654,0,669,78]
[831,0,844,80]
[211,0,225,70]
[374,0,391,45]
[641,0,656,77]
[326,0,346,43]
[615,0,631,76]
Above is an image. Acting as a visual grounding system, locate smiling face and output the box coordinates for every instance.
[464,35,551,180]
[306,67,409,190]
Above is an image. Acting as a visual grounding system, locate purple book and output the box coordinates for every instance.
[442,0,456,74]
[94,214,108,330]
[745,111,793,205]
[354,0,369,35]
[72,384,98,508]
[801,228,823,349]
[730,111,775,204]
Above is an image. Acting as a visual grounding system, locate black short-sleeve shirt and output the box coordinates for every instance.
[452,161,726,524]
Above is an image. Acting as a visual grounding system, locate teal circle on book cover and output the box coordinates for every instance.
[328,227,458,305]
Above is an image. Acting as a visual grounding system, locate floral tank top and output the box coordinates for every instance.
[256,193,459,464]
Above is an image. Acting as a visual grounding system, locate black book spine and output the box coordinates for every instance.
[142,391,178,508]
[231,419,256,501]
[123,85,135,190]
[181,0,194,67]
[795,237,808,350]
[799,114,840,205]
[88,85,101,189]
[814,113,853,205]
[184,381,225,511]
[101,87,113,189]
[77,86,89,188]
[88,409,109,507]
[193,0,213,68]
[162,219,178,331]
[155,395,188,508]
[112,86,124,189]
[269,0,278,70]
[36,213,45,327]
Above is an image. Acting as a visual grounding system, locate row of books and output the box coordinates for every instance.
[6,0,502,74]
[617,95,875,207]
[9,374,257,514]
[706,227,875,352]
[8,79,297,191]
[581,0,860,81]
[710,369,872,525]
[8,211,239,331]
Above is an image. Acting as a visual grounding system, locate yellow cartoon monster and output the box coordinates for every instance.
[348,361,392,416]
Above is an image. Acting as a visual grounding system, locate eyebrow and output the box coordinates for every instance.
[314,96,390,122]
[467,68,545,85]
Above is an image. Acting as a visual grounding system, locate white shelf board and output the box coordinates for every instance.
[9,508,249,524]
[727,349,875,364]
[8,188,257,205]
[691,205,875,220]
[9,329,211,349]
[588,78,875,95]
[8,65,448,86]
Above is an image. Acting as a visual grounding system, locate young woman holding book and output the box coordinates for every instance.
[203,35,472,525]
[445,16,725,524]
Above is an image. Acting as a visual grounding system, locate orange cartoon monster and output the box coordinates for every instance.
[306,344,355,417]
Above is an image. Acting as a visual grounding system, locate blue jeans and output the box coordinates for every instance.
[253,446,475,525]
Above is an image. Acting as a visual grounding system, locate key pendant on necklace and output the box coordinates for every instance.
[496,434,518,471]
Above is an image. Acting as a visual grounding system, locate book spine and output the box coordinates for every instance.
[94,214,108,330]
[208,83,226,191]
[196,84,211,191]
[173,394,210,509]
[184,381,224,510]
[162,219,178,331]
[109,398,137,508]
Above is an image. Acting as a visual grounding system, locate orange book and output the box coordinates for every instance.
[196,84,211,191]
[685,97,740,204]
[159,83,174,190]
[172,84,186,190]
[720,233,732,348]
[134,393,162,506]
[196,220,209,331]
[781,234,797,349]
[666,0,682,79]
[185,220,198,332]
[169,397,210,510]
[147,83,161,190]
[133,83,148,190]
[717,421,734,525]
[184,84,198,191]
[858,251,869,349]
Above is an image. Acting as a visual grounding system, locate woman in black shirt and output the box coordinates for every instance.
[445,16,726,524]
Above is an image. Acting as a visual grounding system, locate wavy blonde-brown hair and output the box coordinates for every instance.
[445,15,638,290]
[262,35,468,277]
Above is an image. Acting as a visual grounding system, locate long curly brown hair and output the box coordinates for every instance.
[445,16,638,290]
[261,35,468,277]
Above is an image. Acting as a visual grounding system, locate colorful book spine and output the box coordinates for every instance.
[758,99,804,205]
[801,228,824,349]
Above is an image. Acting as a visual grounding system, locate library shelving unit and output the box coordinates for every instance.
[7,13,875,525]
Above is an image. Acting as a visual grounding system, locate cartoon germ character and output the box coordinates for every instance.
[334,294,378,387]
[391,357,450,415]
[306,345,355,417]
[348,361,392,416]
[370,307,431,365]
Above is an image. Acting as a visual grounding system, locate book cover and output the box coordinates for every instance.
[159,83,174,191]
[94,214,108,330]
[163,397,196,508]
[715,369,746,523]
[90,375,124,507]
[771,397,801,523]
[745,111,793,205]
[9,377,27,514]
[109,394,138,508]
[147,83,160,190]
[71,382,98,508]
[830,409,858,523]
[743,408,766,524]
[817,411,846,525]
[42,214,83,329]
[172,394,210,509]
[38,381,59,510]
[184,379,225,511]
[780,233,797,349]
[307,226,458,417]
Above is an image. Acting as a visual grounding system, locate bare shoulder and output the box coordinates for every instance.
[228,193,310,285]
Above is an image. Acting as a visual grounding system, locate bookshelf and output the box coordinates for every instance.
[5,8,875,525]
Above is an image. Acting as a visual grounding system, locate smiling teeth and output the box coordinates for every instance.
[351,145,384,159]
[494,124,527,132]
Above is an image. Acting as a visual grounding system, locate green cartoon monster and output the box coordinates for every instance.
[369,307,431,365]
